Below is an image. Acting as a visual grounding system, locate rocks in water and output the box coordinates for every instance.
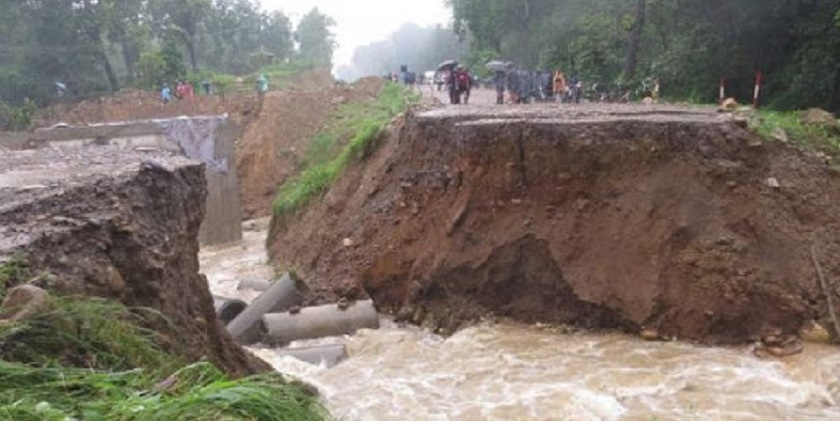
[754,330,804,358]
[640,328,661,342]
[800,321,832,344]
[411,307,427,325]
[395,306,414,323]
[336,297,349,311]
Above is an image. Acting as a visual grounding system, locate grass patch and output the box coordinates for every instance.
[0,296,177,374]
[751,110,840,161]
[0,295,328,420]
[0,361,327,421]
[0,259,28,298]
[272,83,420,218]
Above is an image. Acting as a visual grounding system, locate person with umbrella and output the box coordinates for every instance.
[486,61,511,105]
[493,70,506,104]
[437,60,459,104]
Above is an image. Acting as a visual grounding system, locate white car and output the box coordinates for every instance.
[423,71,436,85]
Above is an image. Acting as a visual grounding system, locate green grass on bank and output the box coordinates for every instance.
[0,261,328,421]
[272,83,420,219]
[0,258,27,297]
[0,296,177,374]
[751,110,840,162]
[0,361,326,421]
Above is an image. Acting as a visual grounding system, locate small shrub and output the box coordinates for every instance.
[0,100,37,131]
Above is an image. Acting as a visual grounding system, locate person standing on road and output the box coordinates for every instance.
[494,70,506,104]
[457,67,472,104]
[553,71,566,102]
[506,69,520,104]
[257,74,269,95]
[161,84,172,103]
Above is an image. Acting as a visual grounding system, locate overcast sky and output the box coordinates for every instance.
[261,0,451,68]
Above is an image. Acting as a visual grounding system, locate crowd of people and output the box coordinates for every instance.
[391,61,587,106]
[492,69,584,105]
[160,75,267,103]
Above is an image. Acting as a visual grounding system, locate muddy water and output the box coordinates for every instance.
[201,222,840,421]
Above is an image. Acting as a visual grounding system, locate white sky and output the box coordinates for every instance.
[261,0,451,68]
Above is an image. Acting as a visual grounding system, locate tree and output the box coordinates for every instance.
[137,39,187,88]
[295,8,336,67]
[624,0,646,79]
[149,0,212,71]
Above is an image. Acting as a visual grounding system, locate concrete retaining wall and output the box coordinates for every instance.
[6,116,242,246]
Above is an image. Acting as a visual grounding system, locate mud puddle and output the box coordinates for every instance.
[200,221,840,421]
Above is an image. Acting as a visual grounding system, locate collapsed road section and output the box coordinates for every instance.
[0,141,264,376]
[269,104,840,346]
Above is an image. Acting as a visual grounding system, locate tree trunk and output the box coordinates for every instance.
[187,35,199,71]
[624,0,647,79]
[88,32,120,92]
[121,38,136,82]
[101,48,120,92]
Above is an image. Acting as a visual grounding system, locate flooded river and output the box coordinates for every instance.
[201,221,840,420]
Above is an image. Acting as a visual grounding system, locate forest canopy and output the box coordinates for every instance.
[0,0,334,105]
[447,0,840,110]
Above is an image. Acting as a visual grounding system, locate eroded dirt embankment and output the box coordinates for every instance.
[0,147,267,376]
[269,104,840,345]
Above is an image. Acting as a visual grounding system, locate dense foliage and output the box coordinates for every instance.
[448,0,840,110]
[0,0,335,106]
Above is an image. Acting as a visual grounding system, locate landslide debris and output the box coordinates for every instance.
[269,103,840,345]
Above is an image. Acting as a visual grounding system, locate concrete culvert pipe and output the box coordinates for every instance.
[226,273,302,344]
[276,344,349,367]
[213,296,247,326]
[237,278,272,292]
[260,300,380,345]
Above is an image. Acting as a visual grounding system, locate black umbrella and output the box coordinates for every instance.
[437,60,458,72]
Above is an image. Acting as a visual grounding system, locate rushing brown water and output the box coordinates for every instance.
[202,222,840,421]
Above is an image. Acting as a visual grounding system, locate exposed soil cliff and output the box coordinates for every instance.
[269,104,840,345]
[0,146,267,376]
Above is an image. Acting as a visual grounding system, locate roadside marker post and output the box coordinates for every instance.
[719,77,726,104]
[753,71,763,109]
[653,78,660,102]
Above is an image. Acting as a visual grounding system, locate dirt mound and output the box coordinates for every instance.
[268,104,840,345]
